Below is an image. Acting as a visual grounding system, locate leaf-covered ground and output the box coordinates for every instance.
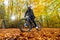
[0,28,60,40]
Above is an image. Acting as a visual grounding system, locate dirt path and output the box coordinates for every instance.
[0,28,60,40]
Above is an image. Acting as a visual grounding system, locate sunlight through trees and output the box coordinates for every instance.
[0,0,60,28]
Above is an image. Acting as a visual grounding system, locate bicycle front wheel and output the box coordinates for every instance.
[18,19,32,32]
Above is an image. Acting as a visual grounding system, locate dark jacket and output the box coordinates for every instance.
[25,8,35,19]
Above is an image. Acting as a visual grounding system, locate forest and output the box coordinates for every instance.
[0,0,60,28]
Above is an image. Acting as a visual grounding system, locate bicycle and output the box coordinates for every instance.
[18,16,42,32]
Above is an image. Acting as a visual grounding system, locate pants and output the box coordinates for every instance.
[26,18,37,27]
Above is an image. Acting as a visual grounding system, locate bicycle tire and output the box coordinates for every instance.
[35,21,42,31]
[18,19,32,32]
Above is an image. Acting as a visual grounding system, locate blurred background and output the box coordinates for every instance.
[0,0,60,28]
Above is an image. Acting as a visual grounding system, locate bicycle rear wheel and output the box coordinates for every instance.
[36,21,42,31]
[18,19,32,32]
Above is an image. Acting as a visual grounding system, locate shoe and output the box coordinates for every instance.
[36,26,38,29]
[24,23,27,27]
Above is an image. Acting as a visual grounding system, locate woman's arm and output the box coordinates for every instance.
[24,10,28,17]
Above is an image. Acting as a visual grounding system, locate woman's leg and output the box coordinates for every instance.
[31,19,37,27]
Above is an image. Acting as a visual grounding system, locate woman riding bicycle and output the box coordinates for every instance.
[24,6,38,29]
